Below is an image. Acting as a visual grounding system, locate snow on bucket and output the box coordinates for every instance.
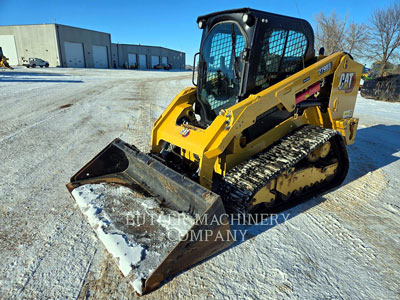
[67,139,233,294]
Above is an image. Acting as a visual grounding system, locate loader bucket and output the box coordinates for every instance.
[67,138,234,295]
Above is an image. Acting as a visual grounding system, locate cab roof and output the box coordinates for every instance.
[197,8,310,25]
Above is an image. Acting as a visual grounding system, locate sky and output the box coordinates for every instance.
[0,0,395,65]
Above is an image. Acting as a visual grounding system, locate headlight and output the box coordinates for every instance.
[242,13,254,26]
[198,19,206,29]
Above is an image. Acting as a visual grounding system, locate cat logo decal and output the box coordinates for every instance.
[338,72,355,93]
[180,128,190,137]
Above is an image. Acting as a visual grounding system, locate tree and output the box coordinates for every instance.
[314,12,368,59]
[371,60,395,72]
[314,11,347,54]
[367,2,400,76]
[345,22,369,58]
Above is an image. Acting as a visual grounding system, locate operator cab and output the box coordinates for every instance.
[195,8,315,124]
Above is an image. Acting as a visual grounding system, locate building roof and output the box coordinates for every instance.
[0,23,184,55]
[0,23,110,35]
[112,43,185,54]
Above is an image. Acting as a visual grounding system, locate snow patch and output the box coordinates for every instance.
[72,185,145,277]
[71,183,197,295]
[132,278,143,295]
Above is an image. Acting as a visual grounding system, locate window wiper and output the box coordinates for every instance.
[231,24,240,80]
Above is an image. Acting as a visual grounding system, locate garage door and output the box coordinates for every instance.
[151,56,160,68]
[0,35,18,65]
[128,53,137,68]
[93,45,108,68]
[64,42,85,68]
[161,56,168,65]
[138,54,146,69]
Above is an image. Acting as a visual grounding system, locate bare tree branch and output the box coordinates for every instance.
[314,10,370,61]
[314,11,348,55]
[367,2,400,76]
[345,22,369,59]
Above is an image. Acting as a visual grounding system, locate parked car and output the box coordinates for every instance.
[22,57,49,68]
[154,63,172,70]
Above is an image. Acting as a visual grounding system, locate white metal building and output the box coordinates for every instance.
[0,24,112,68]
[0,24,185,69]
[111,43,185,70]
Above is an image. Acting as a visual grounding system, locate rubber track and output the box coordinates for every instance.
[216,125,340,214]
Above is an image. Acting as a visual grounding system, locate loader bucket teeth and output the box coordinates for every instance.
[67,138,234,295]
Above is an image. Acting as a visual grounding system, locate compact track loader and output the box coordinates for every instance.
[67,8,362,294]
[0,47,13,69]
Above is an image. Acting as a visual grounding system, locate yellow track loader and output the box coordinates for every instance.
[0,47,13,69]
[67,8,362,295]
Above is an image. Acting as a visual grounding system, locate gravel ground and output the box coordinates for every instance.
[0,67,399,300]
